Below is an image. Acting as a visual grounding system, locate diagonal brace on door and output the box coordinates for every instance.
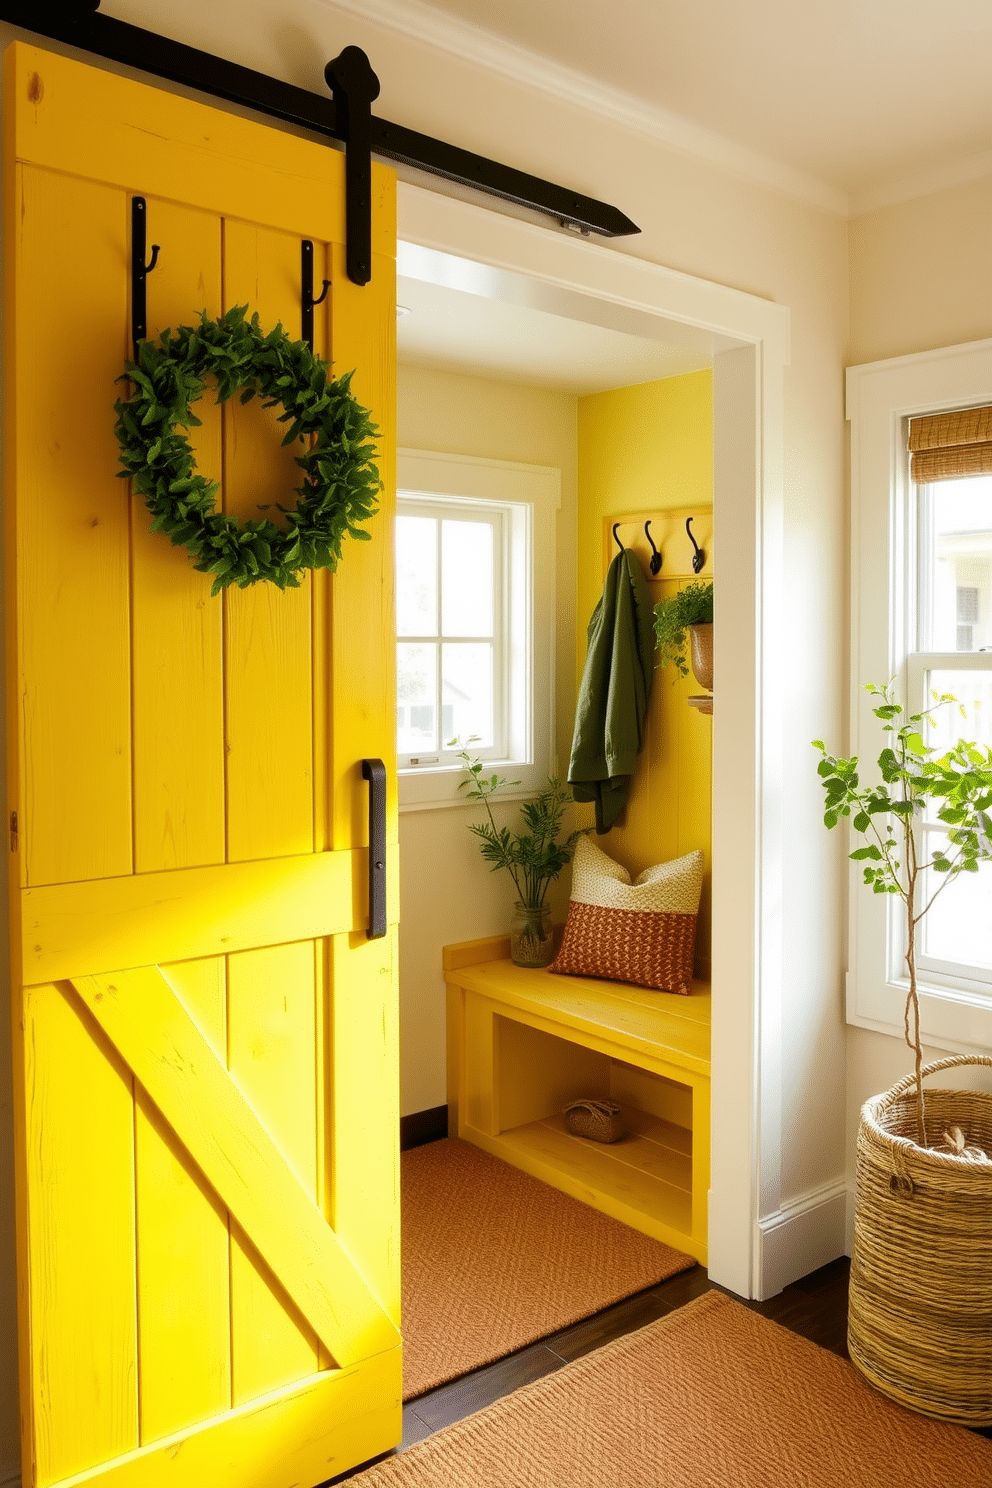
[72,965,400,1369]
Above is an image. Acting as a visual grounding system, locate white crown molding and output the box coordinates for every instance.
[316,0,849,216]
[850,146,992,217]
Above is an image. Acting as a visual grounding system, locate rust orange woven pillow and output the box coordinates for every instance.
[549,836,704,994]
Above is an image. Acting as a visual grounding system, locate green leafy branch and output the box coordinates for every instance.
[813,680,992,1144]
[456,750,587,909]
[652,581,714,678]
[114,305,381,595]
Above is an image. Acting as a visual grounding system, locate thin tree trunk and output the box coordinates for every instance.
[904,822,926,1147]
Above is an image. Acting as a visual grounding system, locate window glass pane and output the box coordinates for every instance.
[397,642,437,754]
[921,668,992,755]
[919,475,992,651]
[441,519,494,637]
[920,831,992,973]
[396,515,437,637]
[442,642,493,748]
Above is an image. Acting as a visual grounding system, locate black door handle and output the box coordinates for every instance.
[361,759,387,939]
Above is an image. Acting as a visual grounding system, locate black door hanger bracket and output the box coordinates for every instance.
[0,1,640,289]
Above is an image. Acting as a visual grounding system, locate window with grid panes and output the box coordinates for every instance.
[847,344,992,1051]
[393,449,559,811]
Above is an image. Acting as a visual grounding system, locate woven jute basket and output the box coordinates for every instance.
[564,1098,626,1143]
[848,1054,992,1427]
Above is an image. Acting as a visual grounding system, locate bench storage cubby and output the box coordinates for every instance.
[444,935,711,1264]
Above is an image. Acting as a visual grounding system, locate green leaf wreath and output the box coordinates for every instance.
[114,305,381,594]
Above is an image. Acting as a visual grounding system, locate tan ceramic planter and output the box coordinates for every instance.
[689,623,713,691]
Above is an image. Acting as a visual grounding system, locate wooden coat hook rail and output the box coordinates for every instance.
[605,507,714,582]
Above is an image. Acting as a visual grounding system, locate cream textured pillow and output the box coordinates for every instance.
[549,836,704,994]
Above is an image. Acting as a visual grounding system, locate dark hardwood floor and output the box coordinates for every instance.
[327,1256,857,1483]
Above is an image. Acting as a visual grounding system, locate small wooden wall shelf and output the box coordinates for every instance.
[444,935,711,1264]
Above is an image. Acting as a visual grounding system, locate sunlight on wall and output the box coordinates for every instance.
[576,371,713,974]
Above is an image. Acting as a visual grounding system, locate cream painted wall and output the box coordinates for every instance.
[0,3,853,1475]
[845,172,992,1192]
[396,364,578,1116]
[849,176,992,366]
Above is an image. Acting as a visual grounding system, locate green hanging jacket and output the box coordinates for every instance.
[568,550,656,834]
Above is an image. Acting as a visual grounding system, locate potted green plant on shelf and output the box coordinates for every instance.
[457,751,587,968]
[653,580,714,704]
[813,681,992,1427]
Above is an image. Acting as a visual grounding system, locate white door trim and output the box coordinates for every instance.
[396,183,790,1299]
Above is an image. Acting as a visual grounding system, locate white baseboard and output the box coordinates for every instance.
[755,1177,849,1300]
[845,1181,857,1255]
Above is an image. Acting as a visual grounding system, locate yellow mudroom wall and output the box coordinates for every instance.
[576,371,713,974]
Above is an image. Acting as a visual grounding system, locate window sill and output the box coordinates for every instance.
[847,971,992,1056]
[399,758,552,814]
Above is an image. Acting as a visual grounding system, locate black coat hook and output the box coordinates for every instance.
[301,240,332,352]
[131,196,161,358]
[644,520,662,575]
[686,517,706,574]
[612,522,624,554]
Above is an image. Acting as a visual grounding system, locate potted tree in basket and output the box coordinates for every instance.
[813,681,992,1427]
[457,752,586,968]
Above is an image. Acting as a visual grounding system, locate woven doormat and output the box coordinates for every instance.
[401,1137,694,1399]
[363,1292,992,1486]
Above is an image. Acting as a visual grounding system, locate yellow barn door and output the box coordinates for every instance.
[4,42,400,1488]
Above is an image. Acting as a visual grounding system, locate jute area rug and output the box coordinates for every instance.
[362,1292,992,1487]
[401,1138,694,1400]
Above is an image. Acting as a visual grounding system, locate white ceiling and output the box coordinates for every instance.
[396,274,708,394]
[343,0,992,205]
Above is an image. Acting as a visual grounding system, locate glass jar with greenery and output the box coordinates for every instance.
[458,753,586,967]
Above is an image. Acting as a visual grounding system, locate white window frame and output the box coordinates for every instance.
[847,339,992,1053]
[396,495,509,767]
[396,449,559,812]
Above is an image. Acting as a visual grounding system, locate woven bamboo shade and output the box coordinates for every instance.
[909,405,992,483]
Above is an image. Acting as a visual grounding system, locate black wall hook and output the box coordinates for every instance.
[644,521,662,575]
[324,46,380,287]
[686,516,706,574]
[301,240,332,352]
[131,196,160,357]
[612,522,624,554]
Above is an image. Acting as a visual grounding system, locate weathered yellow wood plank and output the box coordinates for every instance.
[24,982,138,1486]
[314,937,333,1372]
[21,848,398,984]
[51,1349,402,1488]
[136,958,232,1444]
[132,197,226,874]
[7,43,389,255]
[329,235,397,854]
[222,219,315,863]
[71,966,400,1367]
[13,161,132,887]
[3,112,35,1483]
[329,927,402,1329]
[228,942,320,1403]
[312,240,333,852]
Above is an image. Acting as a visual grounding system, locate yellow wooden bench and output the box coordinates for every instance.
[444,935,711,1264]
